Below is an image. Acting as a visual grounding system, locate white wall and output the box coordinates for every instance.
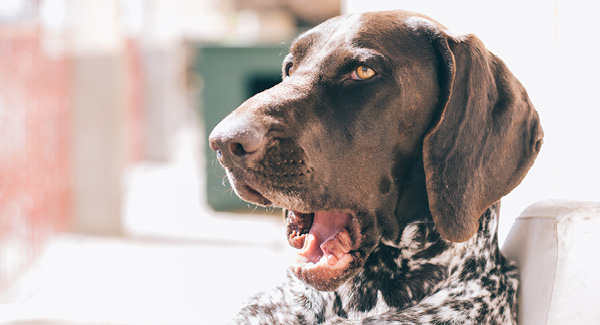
[344,0,600,244]
[69,0,126,235]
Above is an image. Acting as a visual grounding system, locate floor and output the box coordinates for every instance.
[0,127,293,325]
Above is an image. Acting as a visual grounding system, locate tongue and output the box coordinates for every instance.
[311,212,349,240]
[298,211,351,264]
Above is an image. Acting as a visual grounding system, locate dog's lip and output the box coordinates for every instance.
[242,184,270,202]
[293,251,355,281]
[229,172,272,206]
[240,184,271,205]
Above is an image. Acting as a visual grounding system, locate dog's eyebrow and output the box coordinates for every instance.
[291,32,319,57]
[350,48,385,63]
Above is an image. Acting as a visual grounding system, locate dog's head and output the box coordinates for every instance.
[209,10,543,291]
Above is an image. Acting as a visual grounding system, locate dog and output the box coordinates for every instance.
[209,9,543,324]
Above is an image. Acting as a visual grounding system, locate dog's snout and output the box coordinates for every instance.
[209,115,266,167]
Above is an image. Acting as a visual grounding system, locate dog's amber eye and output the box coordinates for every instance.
[352,66,376,80]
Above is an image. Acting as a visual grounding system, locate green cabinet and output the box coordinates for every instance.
[194,44,288,211]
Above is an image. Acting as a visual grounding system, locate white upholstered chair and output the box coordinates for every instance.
[502,200,600,324]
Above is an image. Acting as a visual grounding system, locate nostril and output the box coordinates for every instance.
[209,118,266,164]
[230,142,249,157]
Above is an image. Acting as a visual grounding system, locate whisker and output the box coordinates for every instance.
[221,175,230,187]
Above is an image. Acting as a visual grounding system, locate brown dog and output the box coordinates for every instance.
[210,10,542,324]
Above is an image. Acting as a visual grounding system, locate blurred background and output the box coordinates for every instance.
[0,0,598,324]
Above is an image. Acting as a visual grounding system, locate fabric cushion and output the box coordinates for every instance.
[502,199,600,324]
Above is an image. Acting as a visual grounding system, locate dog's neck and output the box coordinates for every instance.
[393,202,500,252]
[398,202,499,246]
[336,204,503,313]
[383,158,435,243]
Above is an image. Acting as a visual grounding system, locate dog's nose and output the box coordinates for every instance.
[208,115,266,167]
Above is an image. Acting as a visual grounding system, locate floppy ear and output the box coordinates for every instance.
[423,32,544,242]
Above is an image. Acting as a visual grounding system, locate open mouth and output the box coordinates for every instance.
[286,210,362,290]
[228,169,366,290]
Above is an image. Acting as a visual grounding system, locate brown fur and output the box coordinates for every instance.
[209,9,542,292]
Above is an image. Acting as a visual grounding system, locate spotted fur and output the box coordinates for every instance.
[232,203,518,324]
[208,9,541,324]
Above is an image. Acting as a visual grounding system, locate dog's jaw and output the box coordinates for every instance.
[222,164,376,290]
